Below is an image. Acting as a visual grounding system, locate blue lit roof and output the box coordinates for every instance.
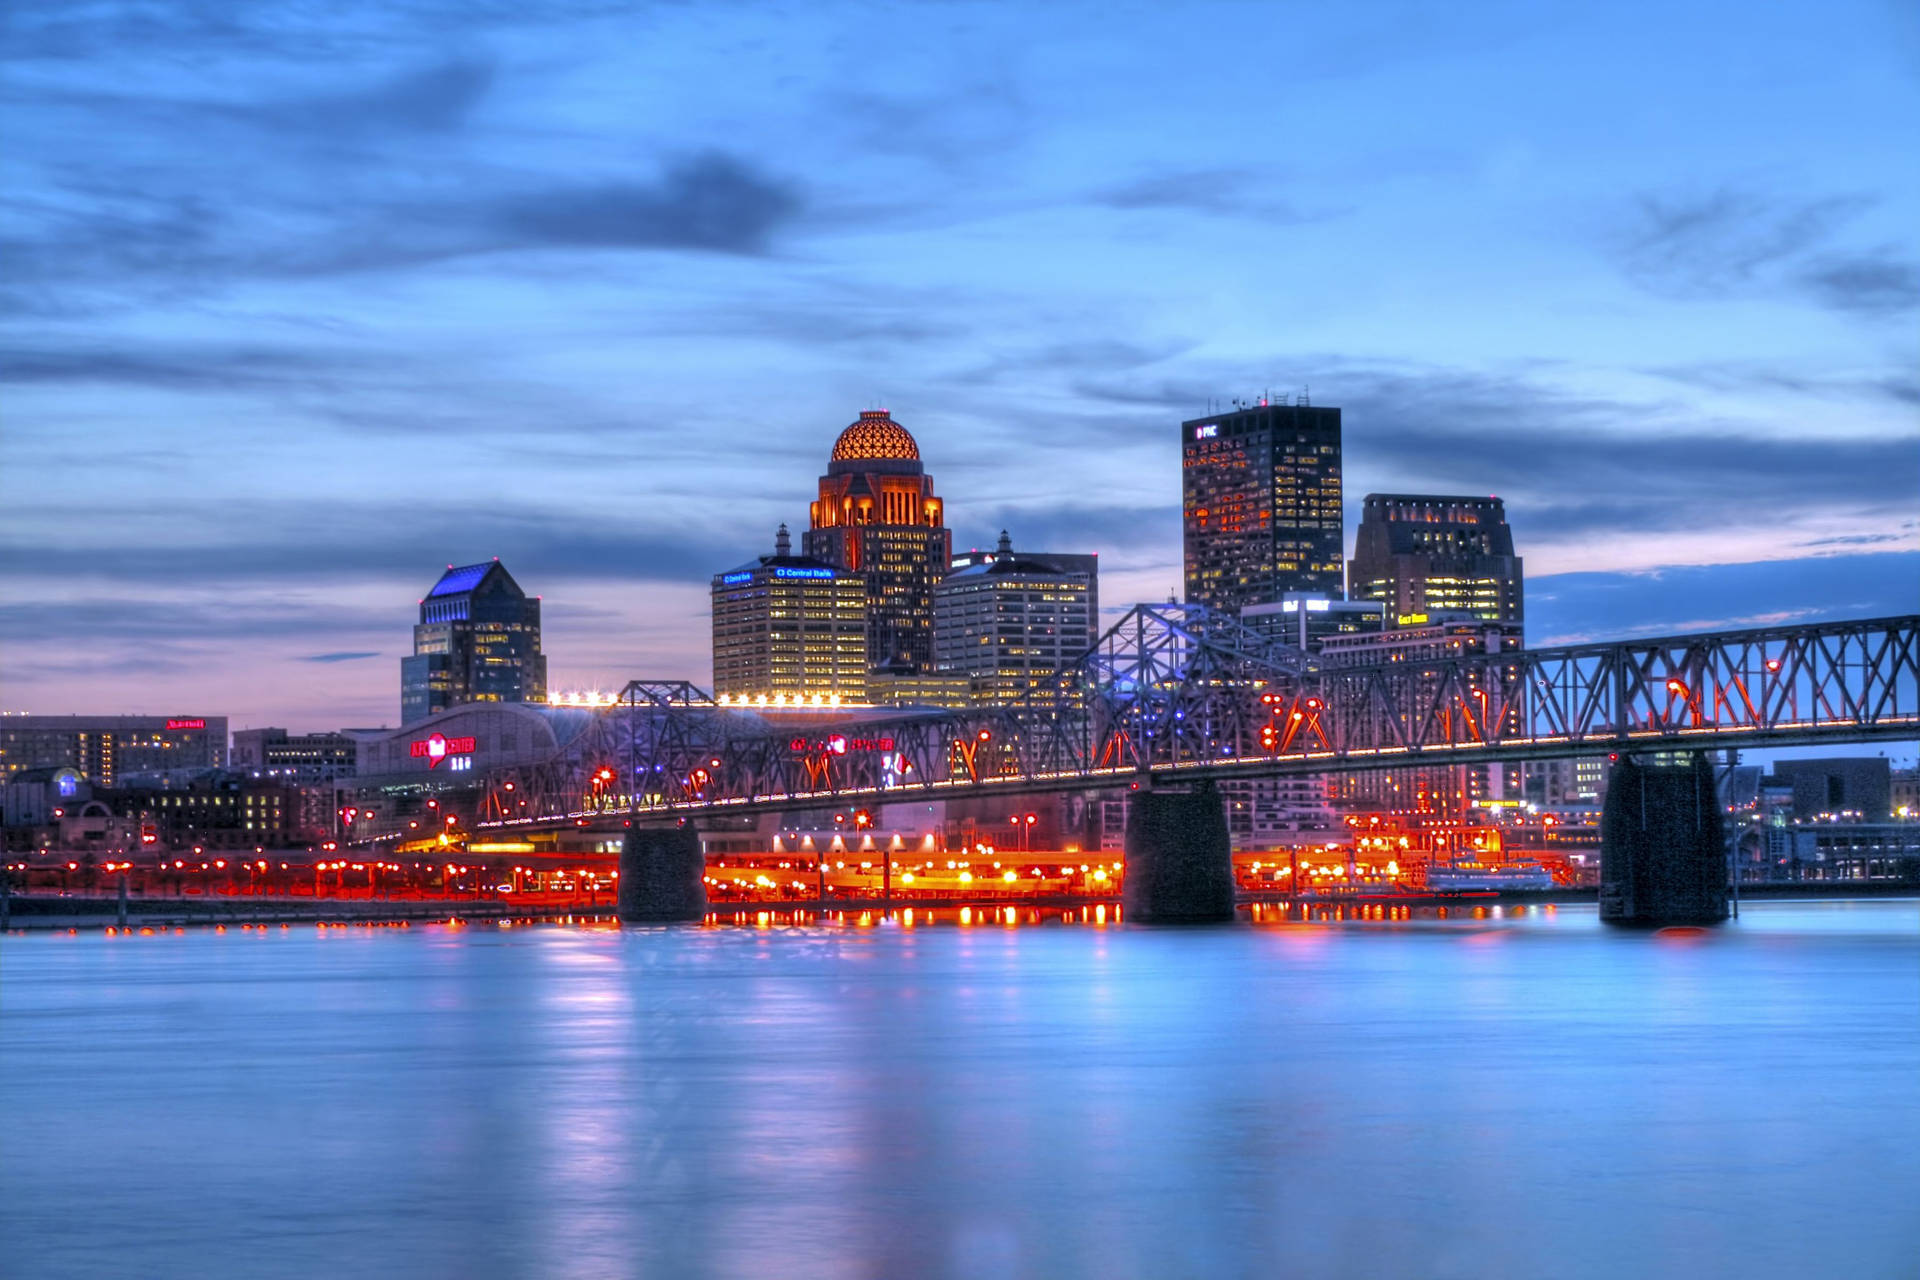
[427,563,494,598]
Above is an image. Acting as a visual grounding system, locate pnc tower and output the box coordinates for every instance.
[804,409,950,675]
[1181,401,1343,614]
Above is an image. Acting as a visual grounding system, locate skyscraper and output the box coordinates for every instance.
[1348,494,1523,629]
[711,525,869,703]
[804,409,951,674]
[1182,400,1343,613]
[934,531,1097,703]
[400,560,546,725]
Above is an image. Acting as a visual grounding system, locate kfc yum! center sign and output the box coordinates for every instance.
[411,732,477,771]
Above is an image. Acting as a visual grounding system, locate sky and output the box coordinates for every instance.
[2,0,1916,733]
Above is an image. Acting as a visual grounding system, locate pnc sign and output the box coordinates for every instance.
[1193,424,1218,439]
[411,733,477,768]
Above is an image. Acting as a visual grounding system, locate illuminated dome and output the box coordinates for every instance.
[829,410,921,472]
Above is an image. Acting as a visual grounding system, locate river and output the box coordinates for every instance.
[3,900,1915,1279]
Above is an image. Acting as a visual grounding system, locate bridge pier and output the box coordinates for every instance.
[1599,752,1729,927]
[616,824,707,924]
[1121,779,1236,924]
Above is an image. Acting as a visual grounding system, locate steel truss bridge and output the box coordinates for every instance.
[476,609,1919,829]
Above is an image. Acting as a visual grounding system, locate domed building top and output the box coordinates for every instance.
[828,409,922,475]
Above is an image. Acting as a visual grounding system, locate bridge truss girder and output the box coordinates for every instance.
[473,609,1919,829]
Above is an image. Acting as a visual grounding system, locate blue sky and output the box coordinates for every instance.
[2,0,1916,731]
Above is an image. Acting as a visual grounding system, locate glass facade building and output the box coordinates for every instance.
[711,526,869,702]
[1348,494,1524,629]
[1182,402,1344,613]
[804,410,951,674]
[400,560,547,726]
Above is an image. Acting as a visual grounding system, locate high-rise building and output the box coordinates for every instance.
[1182,400,1343,613]
[711,525,868,703]
[951,544,1100,637]
[400,560,546,725]
[0,714,227,786]
[934,531,1097,703]
[1348,494,1523,630]
[804,409,951,674]
[1241,593,1386,652]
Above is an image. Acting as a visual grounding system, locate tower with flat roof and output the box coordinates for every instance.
[1182,400,1343,613]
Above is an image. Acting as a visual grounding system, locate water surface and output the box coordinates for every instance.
[3,902,1916,1279]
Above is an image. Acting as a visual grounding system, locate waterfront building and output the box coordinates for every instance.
[1182,399,1343,613]
[230,729,357,782]
[400,560,547,726]
[934,532,1097,703]
[1241,593,1385,652]
[1348,494,1523,629]
[1768,757,1892,822]
[109,771,299,850]
[805,409,951,674]
[0,714,227,786]
[711,525,869,703]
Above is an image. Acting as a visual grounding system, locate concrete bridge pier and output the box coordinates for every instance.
[1599,752,1729,927]
[1122,779,1236,924]
[616,823,707,924]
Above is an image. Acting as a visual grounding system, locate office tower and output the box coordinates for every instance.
[1182,399,1343,613]
[400,560,546,725]
[712,525,869,703]
[1240,593,1386,651]
[1348,494,1524,629]
[804,409,951,674]
[934,531,1097,702]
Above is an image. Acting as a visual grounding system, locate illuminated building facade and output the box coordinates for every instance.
[0,715,227,786]
[1182,401,1343,613]
[1348,494,1523,629]
[1241,593,1386,651]
[934,532,1097,703]
[400,560,547,725]
[804,410,950,674]
[712,526,869,702]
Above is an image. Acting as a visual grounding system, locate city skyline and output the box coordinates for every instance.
[4,0,1917,730]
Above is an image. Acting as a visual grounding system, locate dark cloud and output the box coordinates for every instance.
[1796,253,1920,316]
[1092,168,1336,223]
[0,343,368,391]
[1611,187,1918,317]
[1647,361,1920,406]
[303,651,380,663]
[954,503,1180,558]
[1528,551,1920,646]
[489,154,801,255]
[1064,357,1919,547]
[0,500,736,591]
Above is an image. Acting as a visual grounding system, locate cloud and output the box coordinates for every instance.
[1092,168,1337,223]
[1610,187,1919,316]
[303,651,380,663]
[1796,252,1920,316]
[487,154,801,254]
[1528,551,1920,646]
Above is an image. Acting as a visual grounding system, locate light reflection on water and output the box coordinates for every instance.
[2,901,1917,1280]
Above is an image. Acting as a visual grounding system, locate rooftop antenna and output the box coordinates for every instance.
[1300,384,1310,406]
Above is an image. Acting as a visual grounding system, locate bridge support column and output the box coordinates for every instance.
[1122,779,1236,924]
[1600,752,1728,927]
[617,824,707,924]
